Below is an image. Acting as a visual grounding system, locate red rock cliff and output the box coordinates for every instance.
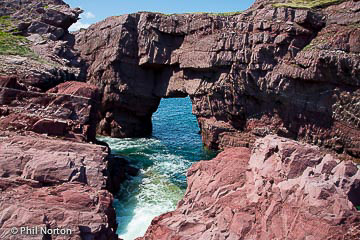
[75,0,360,158]
[0,1,119,239]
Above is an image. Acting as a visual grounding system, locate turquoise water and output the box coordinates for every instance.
[98,97,216,240]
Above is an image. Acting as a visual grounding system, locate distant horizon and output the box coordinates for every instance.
[65,0,255,31]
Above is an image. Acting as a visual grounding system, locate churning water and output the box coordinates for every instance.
[98,97,216,240]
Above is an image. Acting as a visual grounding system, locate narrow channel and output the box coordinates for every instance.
[98,97,216,240]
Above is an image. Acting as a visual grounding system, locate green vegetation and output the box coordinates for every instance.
[303,43,314,51]
[199,11,243,16]
[0,15,37,57]
[0,16,14,31]
[272,0,345,9]
[0,31,35,57]
[356,206,360,211]
[164,11,243,16]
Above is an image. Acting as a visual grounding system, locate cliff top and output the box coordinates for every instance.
[271,0,346,9]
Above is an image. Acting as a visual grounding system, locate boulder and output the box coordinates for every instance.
[0,132,108,191]
[32,118,68,136]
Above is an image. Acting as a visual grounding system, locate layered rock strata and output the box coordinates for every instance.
[0,1,120,238]
[75,0,360,157]
[1,0,360,239]
[0,77,99,142]
[0,133,117,240]
[0,0,84,91]
[140,135,360,239]
[0,77,119,239]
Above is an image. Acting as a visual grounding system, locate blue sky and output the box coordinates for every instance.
[66,0,255,31]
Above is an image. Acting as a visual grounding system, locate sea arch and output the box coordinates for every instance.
[74,9,360,155]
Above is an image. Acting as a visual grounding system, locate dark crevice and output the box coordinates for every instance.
[348,179,360,208]
[105,155,139,194]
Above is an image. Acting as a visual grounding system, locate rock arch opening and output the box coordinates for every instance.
[99,96,216,240]
[76,9,360,156]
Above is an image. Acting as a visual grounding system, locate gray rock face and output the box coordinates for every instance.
[139,135,360,240]
[75,0,360,157]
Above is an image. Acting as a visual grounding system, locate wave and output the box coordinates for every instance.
[98,97,216,240]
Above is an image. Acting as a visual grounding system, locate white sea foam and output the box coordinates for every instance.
[97,98,216,240]
[114,166,184,239]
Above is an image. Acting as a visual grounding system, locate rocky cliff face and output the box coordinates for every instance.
[0,77,100,142]
[75,0,360,158]
[0,79,119,239]
[0,0,84,91]
[0,1,120,239]
[0,132,117,240]
[1,0,360,239]
[139,135,360,239]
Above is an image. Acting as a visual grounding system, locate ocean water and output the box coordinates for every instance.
[98,97,216,240]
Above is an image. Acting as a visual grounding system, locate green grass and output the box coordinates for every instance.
[303,43,314,51]
[0,31,35,57]
[199,11,243,16]
[164,11,243,16]
[0,15,37,57]
[0,16,14,31]
[273,0,345,9]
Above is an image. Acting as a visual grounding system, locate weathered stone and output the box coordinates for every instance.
[0,179,117,240]
[0,75,26,104]
[0,132,108,191]
[0,0,83,89]
[75,0,360,157]
[0,1,117,239]
[140,136,360,239]
[0,78,100,142]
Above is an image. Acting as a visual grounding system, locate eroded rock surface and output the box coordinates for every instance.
[75,0,360,157]
[0,179,116,240]
[0,1,122,238]
[0,132,108,187]
[140,135,360,240]
[0,78,119,239]
[0,77,101,142]
[0,0,84,91]
[0,71,118,239]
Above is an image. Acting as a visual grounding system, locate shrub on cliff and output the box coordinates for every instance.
[273,0,345,9]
